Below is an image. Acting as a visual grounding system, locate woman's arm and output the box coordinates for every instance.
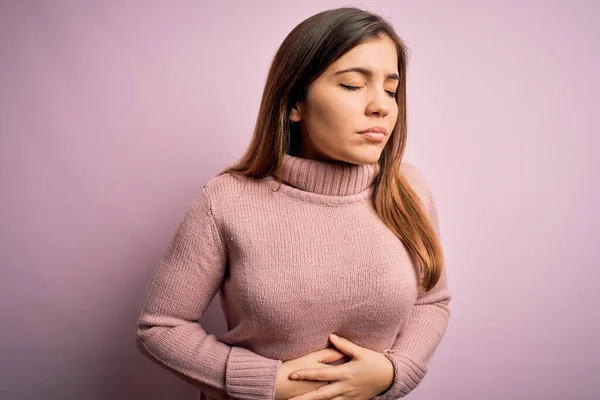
[135,187,282,400]
[373,164,452,399]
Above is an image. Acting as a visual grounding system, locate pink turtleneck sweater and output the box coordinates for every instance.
[135,154,451,400]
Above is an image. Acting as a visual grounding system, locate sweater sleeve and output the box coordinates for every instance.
[134,187,282,400]
[373,164,451,400]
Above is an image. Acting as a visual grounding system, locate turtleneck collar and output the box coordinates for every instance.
[280,153,380,196]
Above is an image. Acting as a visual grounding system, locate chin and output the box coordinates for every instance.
[361,148,385,161]
[346,152,382,165]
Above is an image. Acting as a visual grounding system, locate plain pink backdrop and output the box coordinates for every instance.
[1,1,598,399]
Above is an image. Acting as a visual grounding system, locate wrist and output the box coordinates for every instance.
[378,353,395,394]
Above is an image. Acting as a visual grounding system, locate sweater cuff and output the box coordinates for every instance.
[225,346,283,400]
[372,353,428,400]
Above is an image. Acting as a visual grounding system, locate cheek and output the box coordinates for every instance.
[322,97,360,129]
[309,100,350,133]
[390,107,399,127]
[305,90,364,140]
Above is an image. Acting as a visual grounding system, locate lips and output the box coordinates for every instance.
[358,126,386,135]
[359,131,386,141]
[358,126,386,141]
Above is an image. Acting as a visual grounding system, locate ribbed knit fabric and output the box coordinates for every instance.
[135,153,451,400]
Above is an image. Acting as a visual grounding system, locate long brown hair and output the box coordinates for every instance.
[218,7,443,291]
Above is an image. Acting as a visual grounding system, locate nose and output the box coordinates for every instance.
[365,88,391,117]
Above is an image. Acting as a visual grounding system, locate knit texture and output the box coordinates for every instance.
[135,153,451,400]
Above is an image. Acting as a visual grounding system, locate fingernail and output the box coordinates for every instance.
[290,373,299,380]
[330,334,338,340]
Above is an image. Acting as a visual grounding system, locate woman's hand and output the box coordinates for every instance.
[274,347,347,400]
[286,334,394,400]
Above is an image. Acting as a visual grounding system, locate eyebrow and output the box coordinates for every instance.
[333,67,399,81]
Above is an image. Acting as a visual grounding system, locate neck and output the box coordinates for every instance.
[280,153,380,196]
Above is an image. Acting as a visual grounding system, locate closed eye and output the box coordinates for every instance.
[340,84,396,98]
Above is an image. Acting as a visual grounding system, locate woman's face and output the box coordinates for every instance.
[290,34,399,165]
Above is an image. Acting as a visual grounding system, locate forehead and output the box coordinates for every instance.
[326,36,398,76]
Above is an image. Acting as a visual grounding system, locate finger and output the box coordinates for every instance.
[287,380,342,400]
[328,334,363,359]
[315,348,346,364]
[290,365,346,382]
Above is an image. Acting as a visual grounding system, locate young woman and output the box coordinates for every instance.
[135,6,451,400]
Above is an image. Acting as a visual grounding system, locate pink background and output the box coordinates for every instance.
[1,1,598,399]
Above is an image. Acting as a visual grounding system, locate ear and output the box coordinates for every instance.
[289,103,303,122]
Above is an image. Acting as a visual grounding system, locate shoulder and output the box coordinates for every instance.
[200,172,251,196]
[198,171,265,212]
[399,161,434,202]
[180,173,243,211]
[400,160,441,231]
